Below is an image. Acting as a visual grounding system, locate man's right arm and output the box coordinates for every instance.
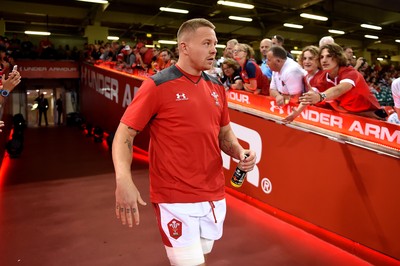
[112,122,138,178]
[112,122,147,227]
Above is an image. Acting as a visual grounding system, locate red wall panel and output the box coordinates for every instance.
[225,109,400,260]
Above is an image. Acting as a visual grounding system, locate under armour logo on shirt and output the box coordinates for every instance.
[176,93,188,101]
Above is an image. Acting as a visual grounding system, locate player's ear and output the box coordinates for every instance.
[178,41,188,55]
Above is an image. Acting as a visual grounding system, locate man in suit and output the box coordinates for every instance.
[36,93,49,126]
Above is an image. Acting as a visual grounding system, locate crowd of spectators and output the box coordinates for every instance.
[82,39,178,76]
[1,32,399,124]
[0,34,81,61]
[80,34,400,124]
[209,35,399,124]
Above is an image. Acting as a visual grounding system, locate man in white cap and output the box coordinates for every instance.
[122,45,136,68]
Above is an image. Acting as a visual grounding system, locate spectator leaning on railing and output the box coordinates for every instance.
[234,43,270,95]
[299,43,387,120]
[219,58,243,91]
[267,45,305,104]
[283,45,326,123]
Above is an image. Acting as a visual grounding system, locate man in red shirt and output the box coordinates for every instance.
[112,18,256,265]
[136,42,154,69]
[299,43,382,119]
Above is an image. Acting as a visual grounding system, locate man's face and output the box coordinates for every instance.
[344,48,353,60]
[181,26,217,71]
[266,51,282,72]
[302,50,319,73]
[271,38,282,46]
[224,42,236,58]
[160,51,170,63]
[320,48,338,71]
[260,40,271,57]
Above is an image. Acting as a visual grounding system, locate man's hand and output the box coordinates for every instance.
[1,71,21,92]
[238,150,256,173]
[299,91,320,105]
[275,94,285,106]
[282,112,296,124]
[115,177,147,227]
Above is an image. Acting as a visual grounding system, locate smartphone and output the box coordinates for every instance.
[12,65,18,72]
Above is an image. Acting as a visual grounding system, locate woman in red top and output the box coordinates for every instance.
[233,43,270,95]
[299,43,382,119]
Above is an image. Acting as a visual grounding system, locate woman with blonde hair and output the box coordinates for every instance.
[233,43,269,95]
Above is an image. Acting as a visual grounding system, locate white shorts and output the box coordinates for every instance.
[153,199,226,265]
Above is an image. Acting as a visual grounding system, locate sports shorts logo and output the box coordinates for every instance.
[167,218,182,239]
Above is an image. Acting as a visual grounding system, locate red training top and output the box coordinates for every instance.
[323,66,380,112]
[121,65,230,203]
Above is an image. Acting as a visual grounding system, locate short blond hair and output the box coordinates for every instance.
[177,18,215,43]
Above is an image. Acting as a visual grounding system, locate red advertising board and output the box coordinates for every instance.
[226,90,399,153]
[224,108,400,261]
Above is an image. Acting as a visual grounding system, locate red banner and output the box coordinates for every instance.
[15,60,79,79]
[227,90,400,152]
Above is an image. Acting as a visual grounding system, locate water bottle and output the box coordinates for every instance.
[230,155,248,188]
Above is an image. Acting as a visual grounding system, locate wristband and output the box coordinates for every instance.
[318,92,327,103]
[0,90,10,97]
